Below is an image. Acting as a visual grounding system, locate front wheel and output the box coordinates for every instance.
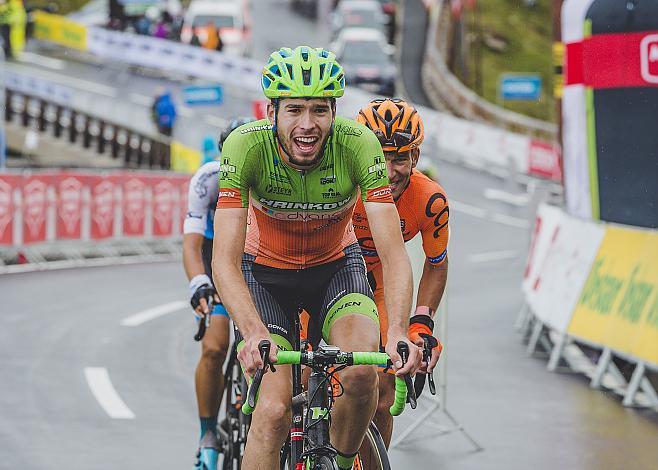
[311,455,339,470]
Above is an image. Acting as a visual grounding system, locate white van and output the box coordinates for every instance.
[180,0,251,56]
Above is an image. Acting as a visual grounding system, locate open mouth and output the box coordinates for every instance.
[293,135,320,155]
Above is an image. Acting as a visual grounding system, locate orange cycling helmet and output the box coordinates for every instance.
[356,98,424,153]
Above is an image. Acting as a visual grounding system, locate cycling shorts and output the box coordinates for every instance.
[235,243,378,350]
[199,237,229,318]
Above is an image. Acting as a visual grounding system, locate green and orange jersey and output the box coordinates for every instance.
[352,169,450,273]
[216,117,393,269]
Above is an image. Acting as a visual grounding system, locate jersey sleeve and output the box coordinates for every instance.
[419,187,450,265]
[216,130,254,209]
[183,163,218,235]
[350,125,393,204]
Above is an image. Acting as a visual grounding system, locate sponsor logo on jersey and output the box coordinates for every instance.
[318,163,335,171]
[322,188,342,199]
[258,196,353,211]
[368,162,387,174]
[360,248,378,257]
[269,172,291,184]
[427,250,447,264]
[320,176,336,185]
[425,192,449,238]
[372,188,392,198]
[266,184,292,196]
[334,123,363,137]
[240,124,273,133]
[267,323,288,335]
[219,164,236,173]
[219,191,237,198]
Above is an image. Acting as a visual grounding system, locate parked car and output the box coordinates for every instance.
[331,28,396,96]
[180,0,251,55]
[331,0,390,40]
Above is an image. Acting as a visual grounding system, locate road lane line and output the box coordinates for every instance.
[120,300,188,327]
[483,188,530,207]
[450,199,486,218]
[84,367,135,419]
[491,213,531,229]
[468,250,519,263]
[204,115,228,128]
[18,52,66,70]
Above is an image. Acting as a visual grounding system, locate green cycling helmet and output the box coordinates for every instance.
[262,46,345,99]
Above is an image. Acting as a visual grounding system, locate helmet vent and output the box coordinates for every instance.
[278,83,290,90]
[286,64,294,78]
[319,64,325,78]
[302,68,312,86]
[330,64,340,77]
[301,49,309,61]
[269,64,280,76]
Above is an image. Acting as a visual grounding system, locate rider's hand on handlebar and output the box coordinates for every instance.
[238,330,278,378]
[385,330,422,376]
[408,314,443,373]
[189,274,221,317]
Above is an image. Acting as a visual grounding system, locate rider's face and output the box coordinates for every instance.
[269,98,334,167]
[385,149,417,200]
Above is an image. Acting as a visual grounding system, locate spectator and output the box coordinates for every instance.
[8,0,26,57]
[151,88,177,138]
[215,28,223,52]
[0,0,11,59]
[202,21,218,50]
[190,31,201,46]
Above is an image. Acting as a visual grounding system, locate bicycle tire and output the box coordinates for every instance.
[312,455,339,470]
[355,422,391,470]
[220,346,251,470]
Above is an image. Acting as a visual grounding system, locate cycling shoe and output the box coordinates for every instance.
[194,431,220,470]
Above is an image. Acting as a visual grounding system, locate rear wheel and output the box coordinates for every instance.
[311,455,339,470]
[355,422,391,470]
[220,346,251,470]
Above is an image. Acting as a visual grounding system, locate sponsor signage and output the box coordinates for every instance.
[0,175,19,245]
[500,75,542,100]
[182,85,224,106]
[56,174,85,240]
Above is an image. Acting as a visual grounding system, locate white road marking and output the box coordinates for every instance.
[18,52,66,70]
[450,199,486,218]
[468,250,519,263]
[129,92,153,106]
[84,367,135,419]
[120,300,188,327]
[204,114,228,128]
[483,188,530,207]
[491,213,531,229]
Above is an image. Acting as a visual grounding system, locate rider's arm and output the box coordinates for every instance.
[183,232,206,281]
[364,201,418,374]
[416,257,448,313]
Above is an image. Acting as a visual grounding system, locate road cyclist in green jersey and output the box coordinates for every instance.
[211,45,422,470]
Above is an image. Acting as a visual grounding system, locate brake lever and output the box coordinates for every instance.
[422,336,437,396]
[193,300,213,342]
[397,341,417,409]
[247,340,272,408]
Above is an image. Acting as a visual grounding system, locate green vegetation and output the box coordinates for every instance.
[459,0,555,122]
[27,0,91,15]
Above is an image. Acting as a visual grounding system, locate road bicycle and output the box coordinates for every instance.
[195,309,432,470]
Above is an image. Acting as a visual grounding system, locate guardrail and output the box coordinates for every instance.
[518,203,658,410]
[422,1,557,141]
[5,87,171,169]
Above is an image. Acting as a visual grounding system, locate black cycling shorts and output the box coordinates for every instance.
[236,243,378,350]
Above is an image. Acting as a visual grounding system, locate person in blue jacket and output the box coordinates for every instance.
[151,88,177,137]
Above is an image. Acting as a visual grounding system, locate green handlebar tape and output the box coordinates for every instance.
[276,351,302,364]
[351,352,390,365]
[389,377,407,416]
[241,401,255,415]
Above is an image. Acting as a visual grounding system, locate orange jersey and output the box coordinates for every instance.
[352,169,450,272]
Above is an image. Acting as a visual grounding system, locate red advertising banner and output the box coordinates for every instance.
[0,174,20,245]
[528,140,562,182]
[55,173,85,240]
[151,178,176,237]
[23,175,52,244]
[121,175,147,237]
[90,176,116,240]
[251,99,269,120]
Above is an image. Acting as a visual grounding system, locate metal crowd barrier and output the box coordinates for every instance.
[5,88,171,169]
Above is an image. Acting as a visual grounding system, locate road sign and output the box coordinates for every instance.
[182,85,224,106]
[499,75,542,101]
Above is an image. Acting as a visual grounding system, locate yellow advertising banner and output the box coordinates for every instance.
[568,227,658,366]
[170,141,201,174]
[33,11,87,51]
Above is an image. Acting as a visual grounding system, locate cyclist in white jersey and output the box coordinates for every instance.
[183,117,255,470]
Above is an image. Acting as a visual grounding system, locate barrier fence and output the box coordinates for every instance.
[0,170,190,248]
[520,203,658,408]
